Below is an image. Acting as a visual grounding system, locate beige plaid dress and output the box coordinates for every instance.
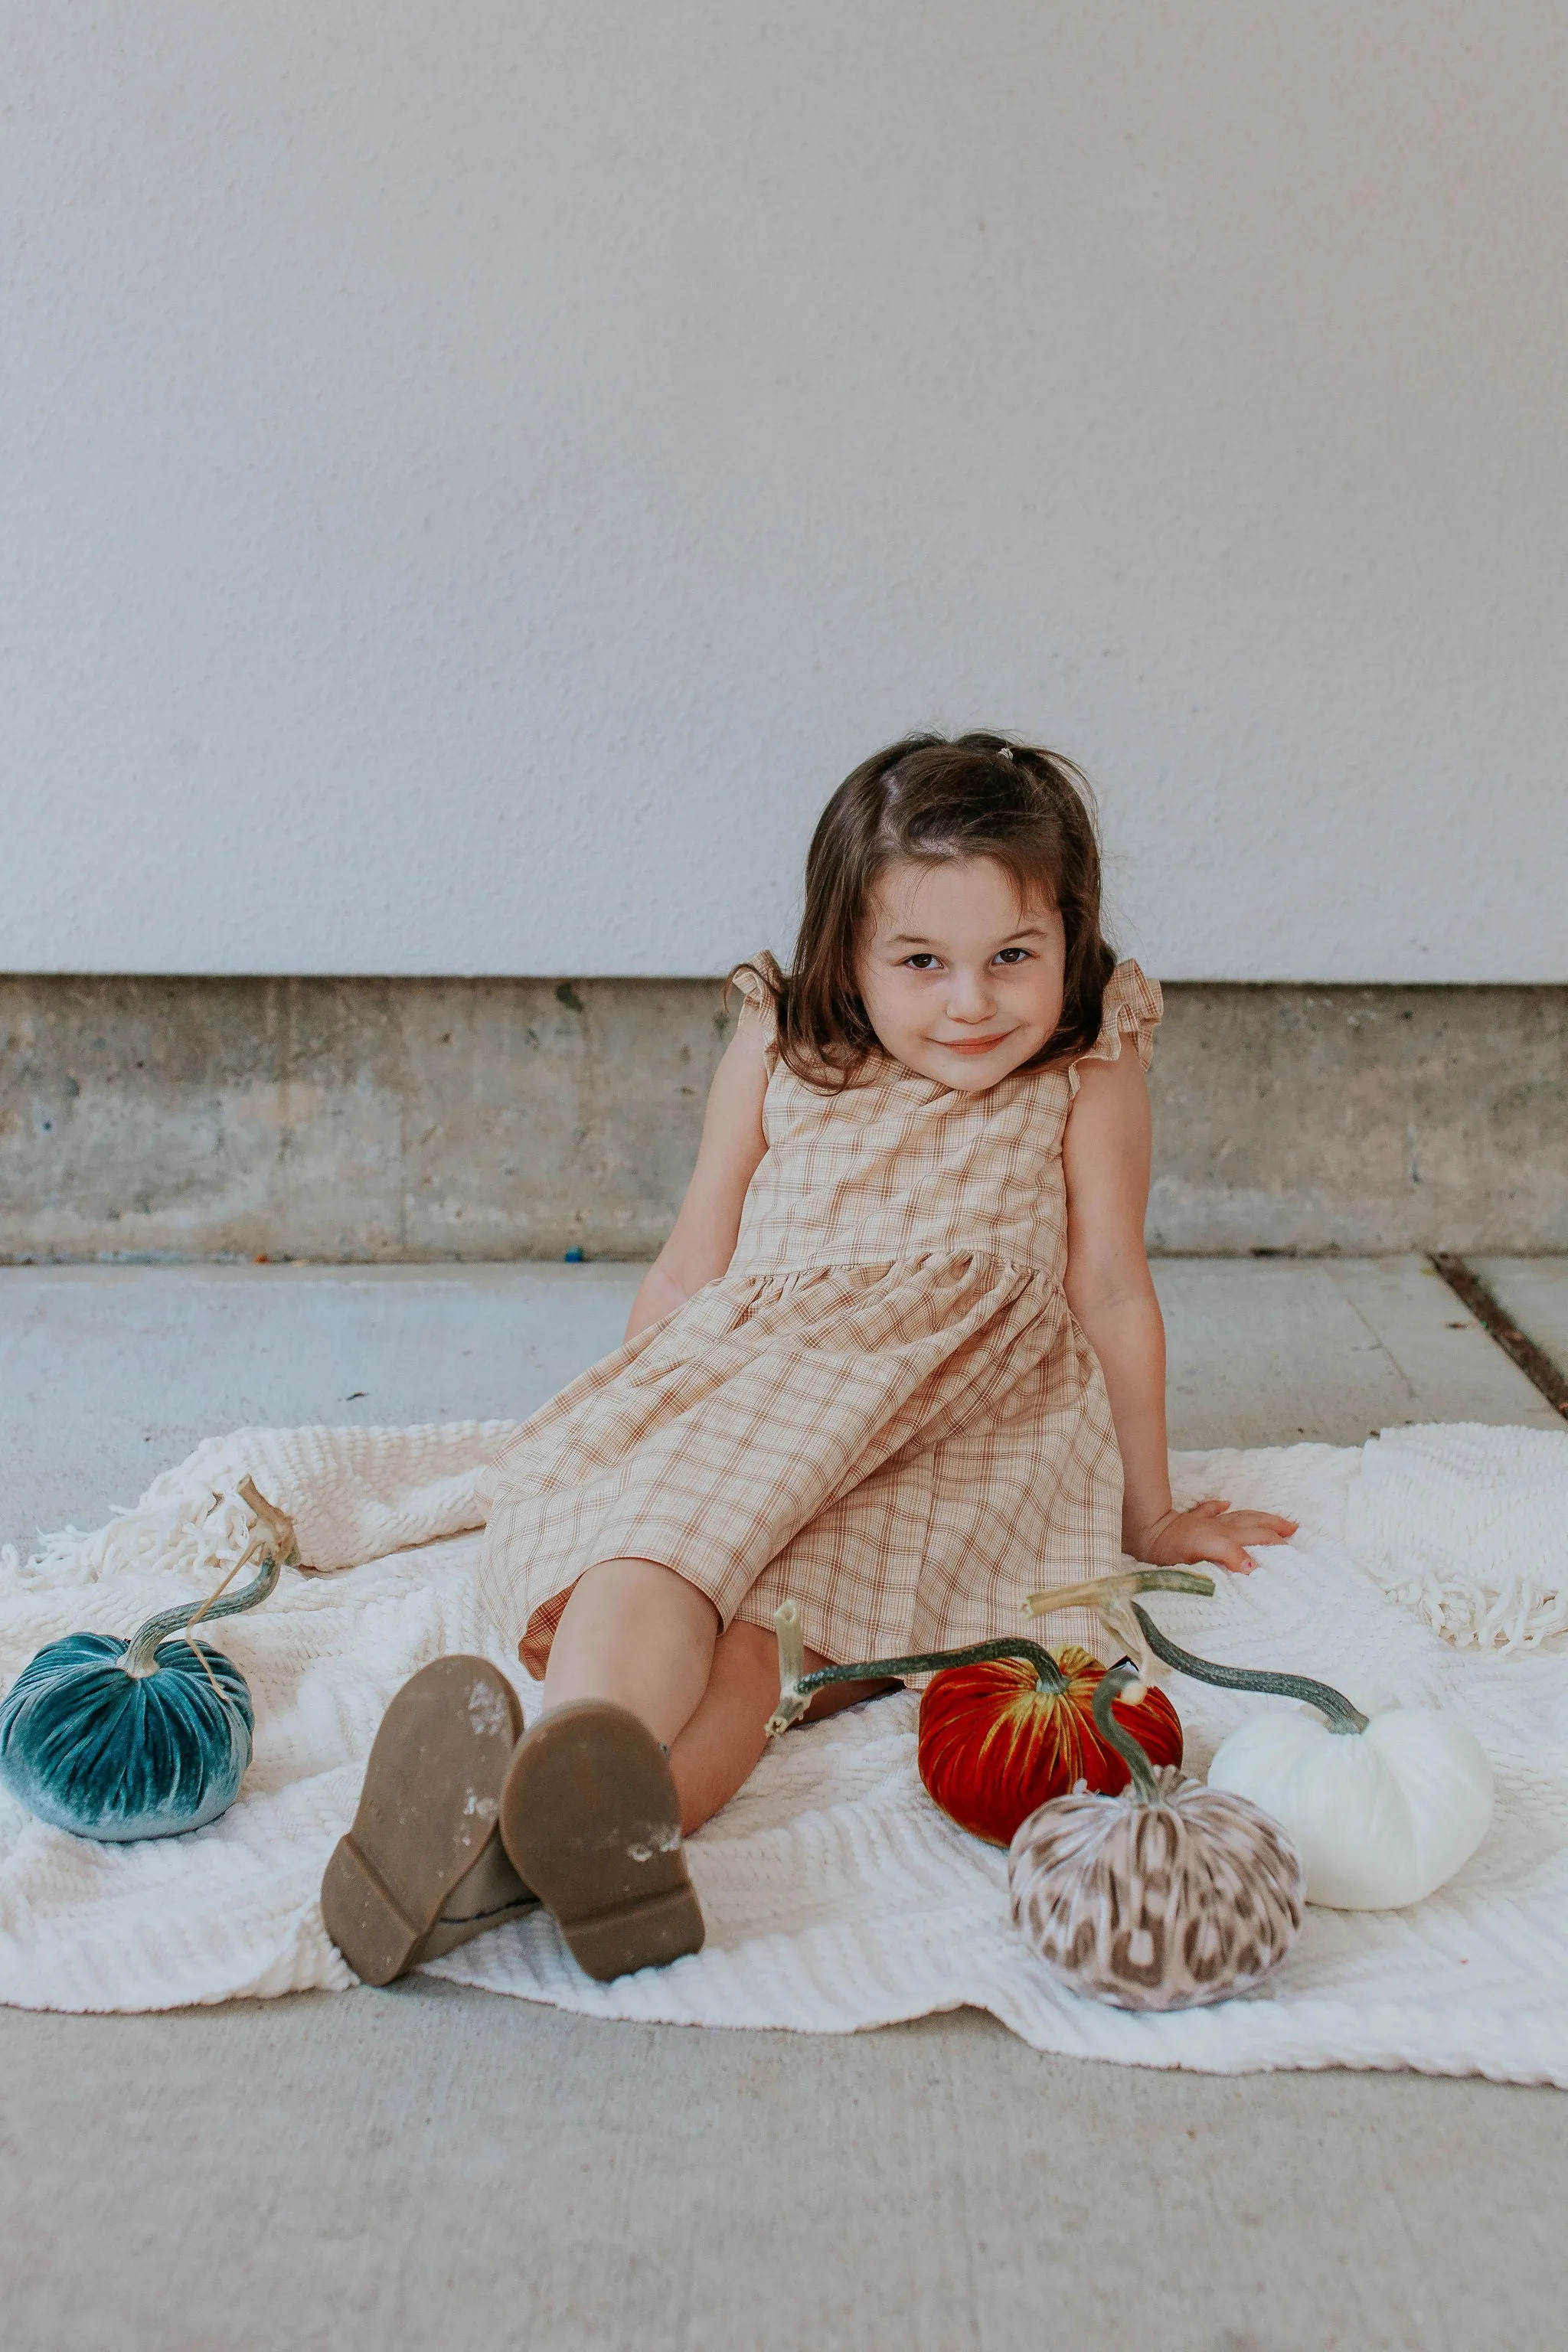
[479,959,1162,1681]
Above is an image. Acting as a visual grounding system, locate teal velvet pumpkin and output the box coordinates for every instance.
[0,1476,296,1844]
[0,1632,254,1840]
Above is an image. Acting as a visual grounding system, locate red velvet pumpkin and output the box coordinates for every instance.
[918,1643,1184,1847]
[764,1603,1190,1851]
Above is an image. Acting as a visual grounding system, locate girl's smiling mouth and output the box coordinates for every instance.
[938,1031,1014,1057]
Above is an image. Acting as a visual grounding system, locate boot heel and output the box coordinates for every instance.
[561,1883,706,1983]
[321,1836,423,1988]
[320,1655,526,1987]
[499,1700,706,1983]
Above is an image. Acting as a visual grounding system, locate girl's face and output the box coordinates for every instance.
[856,855,1067,1092]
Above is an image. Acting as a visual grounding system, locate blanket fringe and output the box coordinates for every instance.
[1,1475,256,1593]
[1345,1423,1568,1654]
[1374,1566,1568,1652]
[0,1421,519,1597]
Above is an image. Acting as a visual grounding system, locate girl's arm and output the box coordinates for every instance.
[624,1004,771,1340]
[1062,1052,1296,1574]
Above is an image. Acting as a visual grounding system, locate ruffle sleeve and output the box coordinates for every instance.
[1066,959,1162,1097]
[728,952,782,1066]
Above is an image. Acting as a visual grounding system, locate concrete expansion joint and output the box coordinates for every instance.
[1429,1256,1568,1420]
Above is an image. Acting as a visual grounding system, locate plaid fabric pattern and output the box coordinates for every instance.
[479,962,1161,1680]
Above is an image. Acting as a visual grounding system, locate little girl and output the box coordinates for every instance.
[322,733,1296,1988]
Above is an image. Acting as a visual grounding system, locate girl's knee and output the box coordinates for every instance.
[565,1557,720,1632]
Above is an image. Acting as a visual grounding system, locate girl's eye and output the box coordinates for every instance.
[903,954,940,971]
[994,947,1031,966]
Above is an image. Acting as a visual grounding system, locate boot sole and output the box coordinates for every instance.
[322,1655,524,1986]
[499,1700,704,1982]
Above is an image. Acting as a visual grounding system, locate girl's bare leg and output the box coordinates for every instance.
[542,1568,893,1835]
[669,1620,895,1833]
[541,1557,720,1748]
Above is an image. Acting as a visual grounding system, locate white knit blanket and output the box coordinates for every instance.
[2,1420,1566,2083]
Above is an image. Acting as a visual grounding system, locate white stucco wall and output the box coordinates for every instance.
[3,2,1565,981]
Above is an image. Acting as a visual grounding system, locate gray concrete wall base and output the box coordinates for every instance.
[1,976,1563,1260]
[1146,984,1566,1255]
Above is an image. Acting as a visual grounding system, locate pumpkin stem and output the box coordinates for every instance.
[1023,1567,1216,1615]
[765,1602,1070,1737]
[1091,1664,1163,1805]
[120,1477,299,1680]
[1023,1568,1215,1682]
[1130,1604,1370,1736]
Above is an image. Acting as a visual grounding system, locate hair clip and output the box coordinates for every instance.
[996,743,1014,761]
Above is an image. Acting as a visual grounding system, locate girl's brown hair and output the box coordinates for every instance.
[737,732,1116,1089]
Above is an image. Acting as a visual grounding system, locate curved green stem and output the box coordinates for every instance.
[121,1477,299,1678]
[1130,1602,1369,1736]
[795,1637,1070,1692]
[766,1602,1069,1736]
[1091,1664,1161,1805]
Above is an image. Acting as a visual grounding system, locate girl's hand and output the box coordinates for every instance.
[1133,1498,1299,1576]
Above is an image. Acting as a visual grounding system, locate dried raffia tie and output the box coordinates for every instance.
[119,1475,300,1700]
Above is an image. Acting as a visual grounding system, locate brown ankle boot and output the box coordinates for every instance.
[498,1700,704,1983]
[322,1656,537,1986]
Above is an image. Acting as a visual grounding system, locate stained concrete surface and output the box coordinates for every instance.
[1,1259,1566,2350]
[1143,983,1568,1256]
[4,975,1566,1263]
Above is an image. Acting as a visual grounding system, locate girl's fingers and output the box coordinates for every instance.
[1184,1506,1296,1530]
[1209,1538,1255,1574]
[1152,1507,1293,1572]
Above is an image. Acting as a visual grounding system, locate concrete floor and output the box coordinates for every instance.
[2,1257,1566,2351]
[5,1255,1561,1560]
[1475,1255,1568,1380]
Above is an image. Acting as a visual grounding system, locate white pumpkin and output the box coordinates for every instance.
[1129,1602,1494,1912]
[1205,1705,1494,1910]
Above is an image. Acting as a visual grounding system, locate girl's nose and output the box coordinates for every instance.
[946,968,996,1022]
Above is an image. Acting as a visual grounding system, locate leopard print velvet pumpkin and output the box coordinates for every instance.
[1008,1666,1305,2011]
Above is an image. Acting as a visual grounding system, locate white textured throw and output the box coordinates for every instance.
[1,1421,1566,2085]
